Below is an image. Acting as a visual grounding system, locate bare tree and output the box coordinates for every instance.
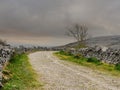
[66,24,88,48]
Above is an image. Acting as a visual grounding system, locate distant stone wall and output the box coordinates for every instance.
[14,46,62,54]
[0,45,14,86]
[69,46,120,64]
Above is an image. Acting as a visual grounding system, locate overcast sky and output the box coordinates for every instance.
[0,0,120,46]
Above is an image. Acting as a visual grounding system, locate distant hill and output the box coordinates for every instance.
[57,35,120,49]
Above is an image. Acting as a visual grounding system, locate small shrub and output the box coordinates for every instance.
[59,50,72,56]
[87,57,102,65]
[74,54,82,59]
[115,64,120,71]
[59,50,64,54]
[74,56,80,59]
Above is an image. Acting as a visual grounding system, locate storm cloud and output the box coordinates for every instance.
[0,0,120,46]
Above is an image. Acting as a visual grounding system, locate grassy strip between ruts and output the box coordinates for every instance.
[54,51,120,77]
[2,53,43,90]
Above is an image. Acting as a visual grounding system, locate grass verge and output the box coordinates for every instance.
[54,51,120,77]
[2,53,43,90]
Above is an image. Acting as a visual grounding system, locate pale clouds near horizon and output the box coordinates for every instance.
[0,0,120,46]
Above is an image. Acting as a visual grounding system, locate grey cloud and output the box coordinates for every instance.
[0,0,120,41]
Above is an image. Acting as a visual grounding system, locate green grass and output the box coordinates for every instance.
[55,51,120,77]
[2,53,43,90]
[115,64,120,71]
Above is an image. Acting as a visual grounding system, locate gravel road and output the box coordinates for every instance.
[29,51,120,90]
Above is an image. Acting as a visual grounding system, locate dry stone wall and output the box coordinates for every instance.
[69,46,120,64]
[0,45,14,86]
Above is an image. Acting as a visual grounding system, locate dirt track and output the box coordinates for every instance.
[29,51,120,90]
